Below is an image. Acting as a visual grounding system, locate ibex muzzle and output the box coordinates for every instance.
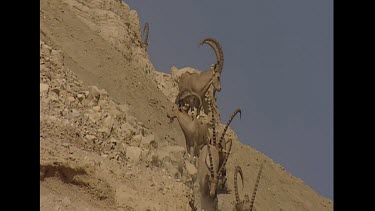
[210,64,222,92]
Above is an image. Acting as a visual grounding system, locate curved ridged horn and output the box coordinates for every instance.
[206,139,215,180]
[218,109,241,149]
[179,89,203,109]
[249,163,264,211]
[218,139,232,177]
[200,38,224,73]
[210,97,216,146]
[234,166,244,205]
[188,196,197,211]
[143,22,150,51]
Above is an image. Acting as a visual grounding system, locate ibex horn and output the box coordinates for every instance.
[209,97,217,146]
[143,22,149,51]
[206,139,215,180]
[234,166,244,205]
[179,89,203,109]
[218,109,241,150]
[249,163,264,211]
[199,38,224,73]
[218,139,232,177]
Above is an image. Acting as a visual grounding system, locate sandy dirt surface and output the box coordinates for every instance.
[40,0,333,210]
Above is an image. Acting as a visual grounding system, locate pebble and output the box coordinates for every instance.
[40,83,49,94]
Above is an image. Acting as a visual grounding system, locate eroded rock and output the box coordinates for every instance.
[126,146,142,163]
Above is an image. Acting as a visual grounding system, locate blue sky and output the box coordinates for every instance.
[126,0,333,199]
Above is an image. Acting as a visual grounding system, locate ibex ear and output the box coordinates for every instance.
[211,64,218,72]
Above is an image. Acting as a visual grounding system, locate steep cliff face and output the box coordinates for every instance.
[41,0,185,148]
[40,0,333,210]
[62,0,155,74]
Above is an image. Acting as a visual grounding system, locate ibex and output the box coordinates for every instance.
[217,108,241,189]
[141,22,149,51]
[168,93,209,159]
[209,100,241,189]
[196,105,237,211]
[233,164,264,211]
[175,38,224,116]
[197,138,220,211]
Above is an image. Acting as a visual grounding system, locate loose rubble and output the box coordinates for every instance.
[40,40,194,210]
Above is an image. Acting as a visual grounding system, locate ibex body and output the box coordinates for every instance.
[195,100,235,211]
[176,38,224,116]
[169,94,209,158]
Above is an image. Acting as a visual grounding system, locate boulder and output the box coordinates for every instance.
[67,96,75,103]
[50,49,64,69]
[86,111,101,123]
[184,160,197,177]
[92,105,101,112]
[68,109,80,118]
[102,115,114,129]
[131,134,142,147]
[126,146,142,163]
[140,134,155,148]
[76,94,85,102]
[127,116,138,129]
[88,86,100,100]
[84,134,96,142]
[40,83,49,94]
[166,146,186,163]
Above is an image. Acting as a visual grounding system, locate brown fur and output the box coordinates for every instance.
[168,102,208,158]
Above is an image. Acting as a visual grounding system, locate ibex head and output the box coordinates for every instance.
[210,64,222,92]
[232,163,264,211]
[234,166,245,209]
[200,38,224,92]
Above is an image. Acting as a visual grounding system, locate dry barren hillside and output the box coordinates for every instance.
[40,0,333,210]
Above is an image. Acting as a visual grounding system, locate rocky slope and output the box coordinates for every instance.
[40,0,333,210]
